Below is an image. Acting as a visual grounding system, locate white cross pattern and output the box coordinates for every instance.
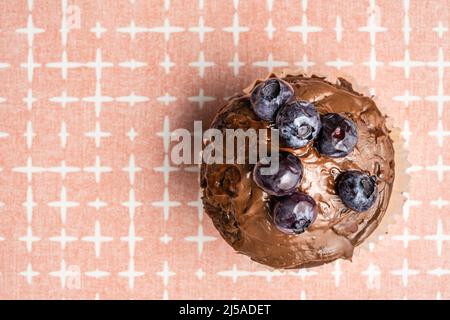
[19,225,40,253]
[184,225,217,255]
[428,48,450,80]
[326,58,353,70]
[85,269,110,279]
[195,268,206,280]
[402,0,411,45]
[82,220,113,258]
[20,263,40,284]
[156,116,173,153]
[362,262,381,289]
[405,165,423,174]
[83,156,113,183]
[59,122,69,148]
[85,48,113,81]
[13,157,45,182]
[120,221,143,258]
[389,49,424,79]
[223,12,249,47]
[83,81,114,117]
[159,233,173,245]
[426,155,450,182]
[23,89,37,111]
[188,88,216,110]
[429,120,450,147]
[188,190,204,222]
[121,188,142,220]
[218,265,287,283]
[390,259,420,287]
[154,155,179,185]
[362,47,384,81]
[119,59,147,71]
[90,22,107,39]
[88,198,108,211]
[294,53,315,72]
[49,228,78,250]
[427,268,450,277]
[157,92,177,106]
[116,92,149,107]
[47,160,80,180]
[50,90,79,108]
[424,219,450,256]
[127,127,138,142]
[118,258,144,290]
[21,48,41,83]
[392,227,420,249]
[189,16,214,43]
[24,120,35,149]
[147,17,184,42]
[217,264,251,283]
[392,90,421,107]
[48,186,79,224]
[160,54,175,74]
[287,13,322,44]
[426,48,450,117]
[117,20,147,40]
[22,186,36,223]
[122,154,142,185]
[16,14,44,47]
[253,53,288,73]
[46,51,82,80]
[228,52,245,77]
[433,21,448,38]
[85,121,111,148]
[189,51,215,78]
[0,62,10,69]
[156,261,176,287]
[265,18,276,40]
[430,197,449,209]
[152,187,181,221]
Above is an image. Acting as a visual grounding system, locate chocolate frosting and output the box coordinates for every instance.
[200,74,395,269]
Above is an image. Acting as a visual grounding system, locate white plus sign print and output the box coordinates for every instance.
[0,0,448,299]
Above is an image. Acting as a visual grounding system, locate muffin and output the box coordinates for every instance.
[200,73,395,269]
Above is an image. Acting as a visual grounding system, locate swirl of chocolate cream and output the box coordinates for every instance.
[200,74,395,269]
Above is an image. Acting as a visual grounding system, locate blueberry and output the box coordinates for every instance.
[336,171,378,212]
[253,152,302,196]
[315,113,358,158]
[275,100,322,148]
[272,192,318,234]
[250,78,294,121]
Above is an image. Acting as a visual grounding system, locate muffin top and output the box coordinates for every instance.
[201,74,395,269]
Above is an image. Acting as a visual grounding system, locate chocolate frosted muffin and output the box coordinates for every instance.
[200,74,395,269]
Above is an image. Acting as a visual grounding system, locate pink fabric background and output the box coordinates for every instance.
[0,0,449,299]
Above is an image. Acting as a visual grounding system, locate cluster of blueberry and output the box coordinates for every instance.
[249,78,378,235]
